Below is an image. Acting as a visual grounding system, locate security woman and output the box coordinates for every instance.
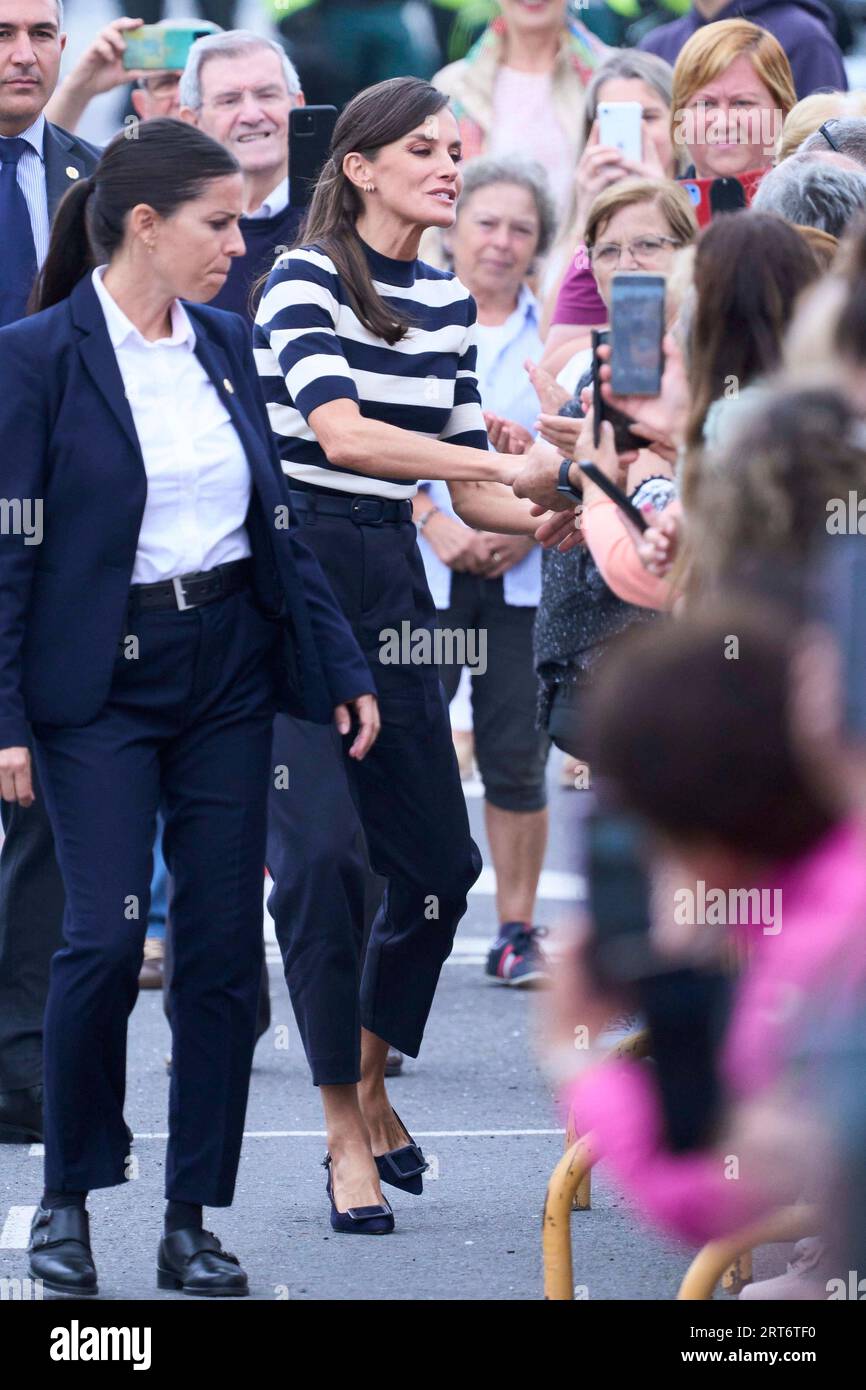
[0,118,378,1298]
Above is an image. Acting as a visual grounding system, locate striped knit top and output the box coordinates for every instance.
[252,238,489,499]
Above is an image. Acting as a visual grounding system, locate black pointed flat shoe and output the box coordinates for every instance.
[29,1205,98,1296]
[157,1228,248,1297]
[374,1108,429,1196]
[322,1154,394,1235]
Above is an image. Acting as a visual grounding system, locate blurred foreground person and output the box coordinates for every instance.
[544,606,866,1254]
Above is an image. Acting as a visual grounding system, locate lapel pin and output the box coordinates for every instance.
[65,165,80,180]
[223,378,234,394]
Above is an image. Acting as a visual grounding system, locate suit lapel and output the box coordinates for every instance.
[69,278,145,465]
[43,124,88,223]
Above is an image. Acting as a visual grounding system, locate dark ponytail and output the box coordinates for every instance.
[28,177,97,314]
[30,117,239,314]
[292,77,450,345]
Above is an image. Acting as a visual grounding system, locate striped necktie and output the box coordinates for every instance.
[0,137,38,327]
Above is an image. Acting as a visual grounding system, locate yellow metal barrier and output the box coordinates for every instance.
[543,1029,653,1298]
[563,1029,652,1211]
[542,1135,597,1300]
[677,1205,820,1300]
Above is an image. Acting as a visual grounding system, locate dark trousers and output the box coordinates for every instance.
[437,573,548,814]
[266,510,481,1085]
[33,588,277,1204]
[0,772,64,1093]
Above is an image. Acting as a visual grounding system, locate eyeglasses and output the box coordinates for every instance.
[818,119,840,152]
[138,73,181,99]
[589,235,681,269]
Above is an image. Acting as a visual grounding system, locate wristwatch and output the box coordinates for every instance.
[555,458,583,504]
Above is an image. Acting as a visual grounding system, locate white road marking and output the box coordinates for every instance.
[1,1206,36,1249]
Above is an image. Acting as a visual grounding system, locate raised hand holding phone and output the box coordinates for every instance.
[597,332,689,462]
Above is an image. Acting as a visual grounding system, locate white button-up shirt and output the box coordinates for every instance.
[92,267,252,585]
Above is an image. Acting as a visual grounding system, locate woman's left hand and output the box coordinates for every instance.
[334,693,380,760]
[533,505,584,553]
[483,413,534,455]
[475,532,535,578]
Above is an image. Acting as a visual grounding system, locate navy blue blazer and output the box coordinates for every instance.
[0,274,375,749]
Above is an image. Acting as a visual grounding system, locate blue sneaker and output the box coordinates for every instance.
[485,923,551,988]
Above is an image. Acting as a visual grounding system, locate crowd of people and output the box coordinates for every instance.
[0,0,865,1302]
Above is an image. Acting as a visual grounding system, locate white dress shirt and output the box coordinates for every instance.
[0,113,50,266]
[245,175,289,221]
[92,267,252,585]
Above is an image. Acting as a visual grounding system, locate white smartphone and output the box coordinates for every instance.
[597,101,643,163]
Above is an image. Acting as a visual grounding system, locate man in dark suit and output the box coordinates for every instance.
[0,0,99,1142]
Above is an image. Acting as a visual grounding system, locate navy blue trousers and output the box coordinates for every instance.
[32,588,278,1204]
[266,509,482,1085]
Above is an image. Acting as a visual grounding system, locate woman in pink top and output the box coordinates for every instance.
[548,608,866,1247]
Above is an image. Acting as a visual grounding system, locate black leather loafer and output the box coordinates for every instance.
[157,1228,248,1297]
[28,1205,98,1296]
[0,1086,43,1144]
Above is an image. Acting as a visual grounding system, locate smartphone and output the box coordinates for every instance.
[591,328,644,454]
[289,106,338,209]
[679,168,765,228]
[810,533,866,739]
[597,101,643,163]
[584,810,732,1153]
[122,24,213,71]
[610,273,665,397]
[578,463,648,533]
[584,811,655,994]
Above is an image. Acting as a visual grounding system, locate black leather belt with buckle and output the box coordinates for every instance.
[129,558,254,612]
[288,490,413,526]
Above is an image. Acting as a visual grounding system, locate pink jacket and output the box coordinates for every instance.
[562,820,866,1245]
[581,496,677,611]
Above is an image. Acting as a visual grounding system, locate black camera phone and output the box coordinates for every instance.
[609,273,665,397]
[289,105,338,209]
[578,463,648,533]
[585,809,732,1153]
[591,329,645,454]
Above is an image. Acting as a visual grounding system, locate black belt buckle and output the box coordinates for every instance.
[350,497,387,526]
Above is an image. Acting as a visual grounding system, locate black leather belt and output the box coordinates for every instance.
[129,558,253,612]
[288,489,413,526]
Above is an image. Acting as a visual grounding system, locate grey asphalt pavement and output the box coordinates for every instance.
[0,752,791,1301]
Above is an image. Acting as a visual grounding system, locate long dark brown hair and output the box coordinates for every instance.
[31,118,239,313]
[683,210,821,451]
[291,76,450,345]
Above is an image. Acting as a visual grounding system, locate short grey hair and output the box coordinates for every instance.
[799,117,866,169]
[753,156,866,237]
[456,155,557,259]
[179,30,301,111]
